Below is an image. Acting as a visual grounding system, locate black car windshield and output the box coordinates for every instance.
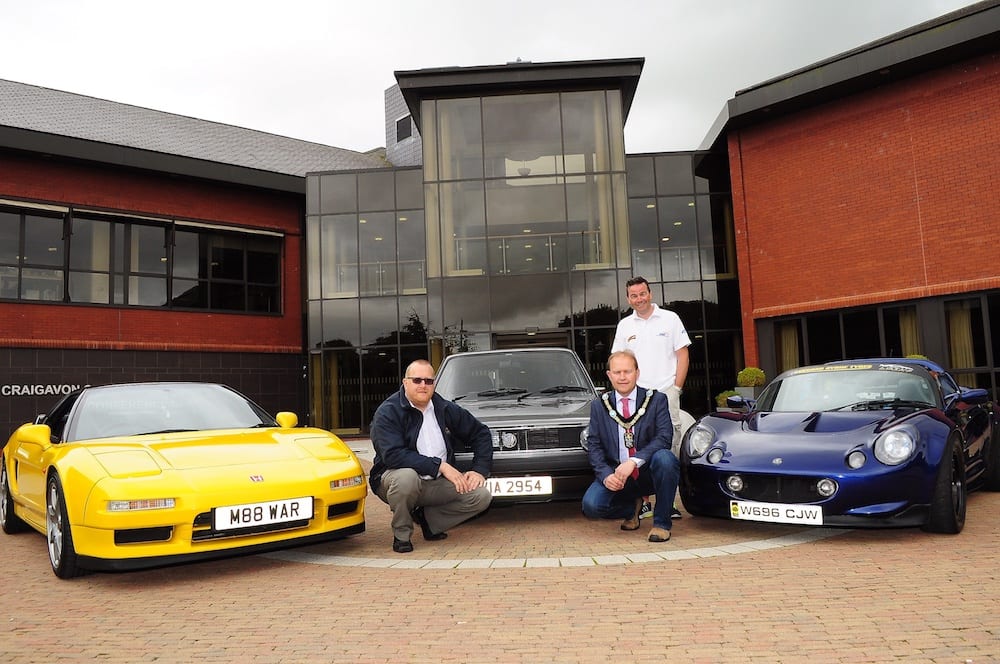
[756,367,941,412]
[68,383,275,441]
[435,350,594,401]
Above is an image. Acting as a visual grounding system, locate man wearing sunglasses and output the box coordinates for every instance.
[369,359,493,553]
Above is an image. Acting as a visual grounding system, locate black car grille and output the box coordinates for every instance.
[191,510,310,542]
[492,426,585,452]
[728,474,825,504]
[114,526,173,545]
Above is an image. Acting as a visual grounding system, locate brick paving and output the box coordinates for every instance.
[1,443,999,662]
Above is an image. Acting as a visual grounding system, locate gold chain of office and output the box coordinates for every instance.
[601,389,656,448]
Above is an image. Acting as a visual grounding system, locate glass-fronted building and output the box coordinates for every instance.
[306,60,741,434]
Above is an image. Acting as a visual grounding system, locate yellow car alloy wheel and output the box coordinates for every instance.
[46,475,84,579]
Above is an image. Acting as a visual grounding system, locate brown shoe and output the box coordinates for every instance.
[620,498,643,531]
[648,527,671,542]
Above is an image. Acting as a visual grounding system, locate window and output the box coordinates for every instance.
[424,91,629,277]
[883,306,921,356]
[0,210,67,302]
[396,115,413,142]
[68,217,112,304]
[0,204,281,313]
[170,229,281,312]
[946,298,986,384]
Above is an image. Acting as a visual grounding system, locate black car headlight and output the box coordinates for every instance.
[874,427,917,465]
[687,424,716,458]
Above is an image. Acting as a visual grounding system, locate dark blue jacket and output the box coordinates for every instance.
[586,387,672,482]
[369,387,493,493]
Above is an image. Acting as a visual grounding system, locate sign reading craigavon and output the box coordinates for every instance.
[2,384,82,397]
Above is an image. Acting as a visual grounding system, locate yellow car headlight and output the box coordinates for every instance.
[330,475,364,490]
[107,498,176,512]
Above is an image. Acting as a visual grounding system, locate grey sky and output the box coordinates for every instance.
[0,0,981,154]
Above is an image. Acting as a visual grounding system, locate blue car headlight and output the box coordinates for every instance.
[874,427,917,465]
[687,424,716,458]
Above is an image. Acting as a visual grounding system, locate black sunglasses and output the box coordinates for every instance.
[406,377,435,385]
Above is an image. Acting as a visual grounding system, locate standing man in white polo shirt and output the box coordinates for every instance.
[612,276,691,520]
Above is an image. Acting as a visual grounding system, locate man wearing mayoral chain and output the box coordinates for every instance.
[581,350,680,542]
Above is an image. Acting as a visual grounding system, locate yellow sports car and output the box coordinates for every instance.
[0,382,366,578]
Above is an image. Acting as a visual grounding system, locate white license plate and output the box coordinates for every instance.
[730,499,823,525]
[485,476,552,497]
[213,496,313,530]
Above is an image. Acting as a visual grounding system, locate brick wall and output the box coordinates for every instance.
[0,152,305,353]
[730,52,1000,366]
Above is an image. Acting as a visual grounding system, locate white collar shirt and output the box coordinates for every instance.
[411,398,447,479]
[611,303,691,391]
[615,388,641,466]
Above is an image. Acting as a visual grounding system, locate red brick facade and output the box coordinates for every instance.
[0,151,304,354]
[729,52,1000,367]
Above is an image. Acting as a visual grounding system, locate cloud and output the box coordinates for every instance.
[0,0,981,153]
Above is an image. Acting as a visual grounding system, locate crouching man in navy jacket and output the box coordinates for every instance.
[369,359,493,553]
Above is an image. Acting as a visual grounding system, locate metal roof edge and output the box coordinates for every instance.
[726,0,1000,128]
[0,126,305,194]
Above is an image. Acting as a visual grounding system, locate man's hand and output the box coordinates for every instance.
[440,461,480,493]
[463,470,486,490]
[611,460,637,486]
[603,461,636,492]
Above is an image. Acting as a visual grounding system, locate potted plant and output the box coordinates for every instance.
[735,367,766,399]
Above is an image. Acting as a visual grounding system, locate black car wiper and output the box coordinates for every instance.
[540,385,591,394]
[832,399,930,411]
[476,388,528,397]
[137,428,198,435]
[517,385,592,402]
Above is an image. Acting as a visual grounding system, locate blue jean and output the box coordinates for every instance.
[581,448,680,530]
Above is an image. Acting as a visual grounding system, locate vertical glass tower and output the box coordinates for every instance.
[305,59,741,433]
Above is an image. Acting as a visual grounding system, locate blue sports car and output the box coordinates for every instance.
[680,359,1000,533]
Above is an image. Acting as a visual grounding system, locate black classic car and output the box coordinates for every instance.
[434,348,599,502]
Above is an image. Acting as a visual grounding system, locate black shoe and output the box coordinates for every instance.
[392,538,413,553]
[671,504,683,520]
[411,506,448,541]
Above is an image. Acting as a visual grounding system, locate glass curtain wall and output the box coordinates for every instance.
[625,153,740,415]
[305,103,739,429]
[306,168,426,434]
[421,89,634,389]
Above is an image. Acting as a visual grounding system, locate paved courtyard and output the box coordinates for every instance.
[1,441,998,662]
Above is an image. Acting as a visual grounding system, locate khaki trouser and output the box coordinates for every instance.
[375,467,492,541]
[664,384,683,450]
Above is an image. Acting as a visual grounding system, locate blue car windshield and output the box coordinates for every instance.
[757,368,940,412]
